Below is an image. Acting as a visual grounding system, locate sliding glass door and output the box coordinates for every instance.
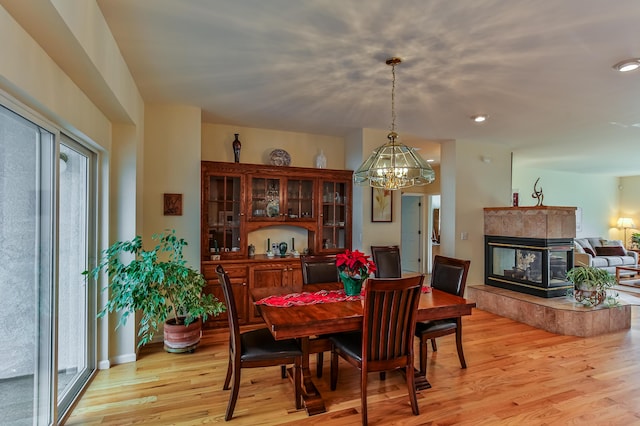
[0,103,97,425]
[57,136,96,418]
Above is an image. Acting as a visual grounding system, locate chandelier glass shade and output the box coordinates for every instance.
[353,57,435,190]
[353,132,435,189]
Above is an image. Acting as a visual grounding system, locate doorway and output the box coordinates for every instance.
[400,194,424,273]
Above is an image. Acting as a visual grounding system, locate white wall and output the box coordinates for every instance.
[512,167,620,239]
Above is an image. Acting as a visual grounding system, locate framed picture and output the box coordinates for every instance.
[163,193,182,216]
[371,188,392,222]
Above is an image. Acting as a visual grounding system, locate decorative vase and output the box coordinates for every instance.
[232,133,241,163]
[278,241,288,257]
[340,274,366,296]
[315,149,327,168]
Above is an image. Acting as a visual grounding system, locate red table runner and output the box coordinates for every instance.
[256,286,431,307]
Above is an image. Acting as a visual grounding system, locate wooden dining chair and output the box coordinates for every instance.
[300,255,338,378]
[300,255,339,284]
[414,255,471,376]
[370,245,402,278]
[216,265,302,421]
[330,275,424,425]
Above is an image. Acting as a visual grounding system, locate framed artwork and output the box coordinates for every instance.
[163,193,183,216]
[371,188,393,222]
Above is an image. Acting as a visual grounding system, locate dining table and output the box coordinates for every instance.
[251,281,476,416]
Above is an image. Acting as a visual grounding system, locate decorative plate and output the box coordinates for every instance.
[266,200,280,217]
[269,149,291,166]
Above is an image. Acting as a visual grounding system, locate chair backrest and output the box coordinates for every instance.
[300,255,339,284]
[431,255,471,297]
[362,275,424,366]
[216,265,240,356]
[370,245,402,278]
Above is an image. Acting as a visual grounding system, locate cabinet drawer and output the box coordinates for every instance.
[202,264,247,280]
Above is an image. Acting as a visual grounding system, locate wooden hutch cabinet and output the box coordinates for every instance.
[201,161,352,328]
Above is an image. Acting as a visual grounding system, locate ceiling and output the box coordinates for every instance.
[97,0,640,175]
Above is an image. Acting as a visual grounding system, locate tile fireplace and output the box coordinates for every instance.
[484,206,577,298]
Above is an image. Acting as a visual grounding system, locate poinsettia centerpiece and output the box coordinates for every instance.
[336,249,377,279]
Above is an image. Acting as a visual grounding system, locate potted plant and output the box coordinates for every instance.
[84,229,225,352]
[336,249,376,296]
[565,265,618,307]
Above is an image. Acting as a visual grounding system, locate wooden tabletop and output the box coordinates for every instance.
[251,282,476,341]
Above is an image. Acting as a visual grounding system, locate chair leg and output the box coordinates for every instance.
[330,350,339,390]
[317,352,323,378]
[223,355,232,390]
[418,336,428,376]
[379,371,386,380]
[225,361,241,421]
[431,338,438,352]
[406,364,420,416]
[455,321,467,369]
[281,365,287,379]
[294,357,302,410]
[361,369,368,426]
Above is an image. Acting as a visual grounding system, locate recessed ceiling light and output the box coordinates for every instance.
[471,114,488,123]
[612,58,640,72]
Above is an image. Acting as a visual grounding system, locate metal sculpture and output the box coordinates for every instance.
[531,177,544,206]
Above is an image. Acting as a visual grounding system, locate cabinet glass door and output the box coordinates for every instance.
[321,181,347,250]
[286,178,314,220]
[250,177,281,220]
[208,176,242,255]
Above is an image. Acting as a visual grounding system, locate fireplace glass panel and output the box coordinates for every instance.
[485,236,573,298]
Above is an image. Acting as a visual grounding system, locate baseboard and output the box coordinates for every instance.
[98,352,137,369]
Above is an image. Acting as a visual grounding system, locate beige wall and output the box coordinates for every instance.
[441,140,513,285]
[0,1,145,366]
[202,123,344,168]
[619,176,640,245]
[403,164,441,195]
[144,104,202,266]
[357,128,403,251]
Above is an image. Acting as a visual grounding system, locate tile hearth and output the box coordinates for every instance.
[467,284,631,337]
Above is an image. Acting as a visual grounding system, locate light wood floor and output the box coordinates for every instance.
[66,305,640,425]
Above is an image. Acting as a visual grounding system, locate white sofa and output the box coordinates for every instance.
[574,237,638,275]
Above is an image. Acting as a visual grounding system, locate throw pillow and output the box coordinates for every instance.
[583,247,596,257]
[600,239,623,247]
[575,238,595,254]
[595,246,626,256]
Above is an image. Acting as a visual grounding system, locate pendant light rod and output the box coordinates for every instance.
[353,56,435,190]
[386,57,401,135]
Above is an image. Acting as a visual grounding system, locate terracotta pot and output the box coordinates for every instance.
[163,317,202,353]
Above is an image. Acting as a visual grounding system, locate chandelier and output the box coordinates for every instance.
[354,57,435,190]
